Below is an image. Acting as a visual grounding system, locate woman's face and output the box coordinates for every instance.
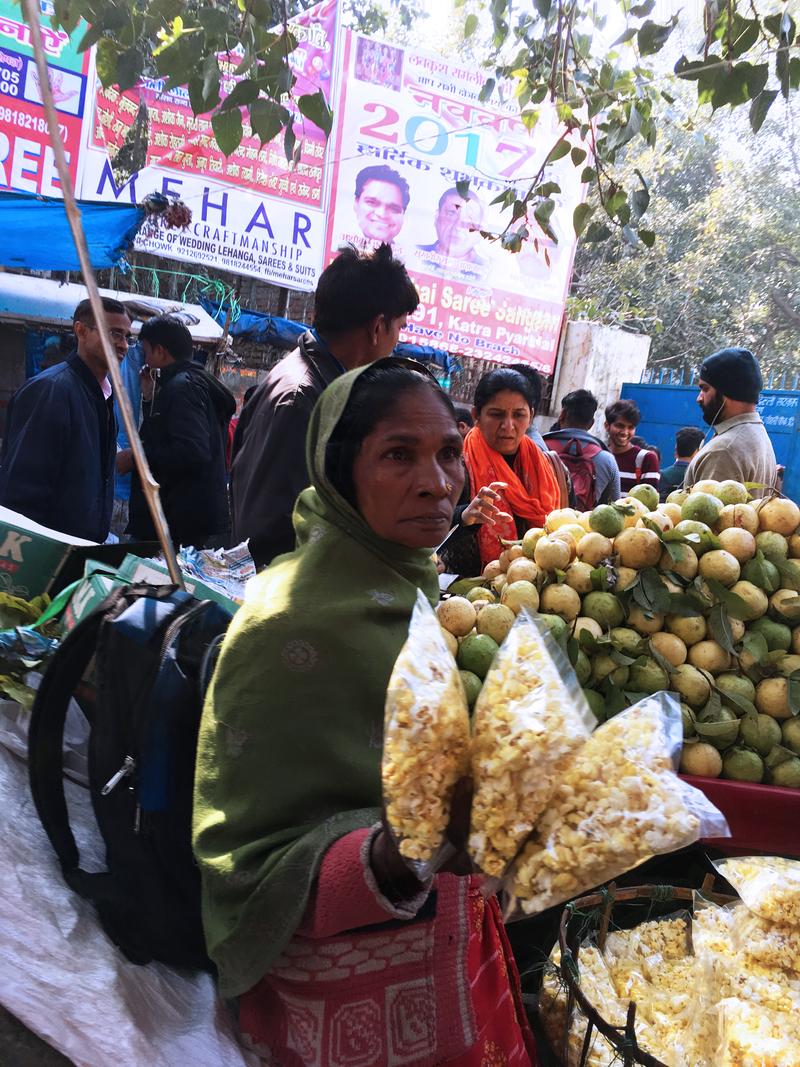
[474,389,532,455]
[351,386,465,549]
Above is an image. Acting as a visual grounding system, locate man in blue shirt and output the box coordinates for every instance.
[544,389,621,510]
[660,426,706,500]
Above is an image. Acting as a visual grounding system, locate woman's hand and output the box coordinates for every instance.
[372,776,475,897]
[461,481,512,528]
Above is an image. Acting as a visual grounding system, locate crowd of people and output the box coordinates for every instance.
[0,243,783,1066]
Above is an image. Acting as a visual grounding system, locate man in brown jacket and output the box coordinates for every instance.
[230,245,419,568]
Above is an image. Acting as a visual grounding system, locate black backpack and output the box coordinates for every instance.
[28,583,231,971]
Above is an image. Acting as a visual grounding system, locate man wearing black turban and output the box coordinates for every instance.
[683,347,778,493]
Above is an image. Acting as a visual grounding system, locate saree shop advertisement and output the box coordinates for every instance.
[0,0,90,196]
[323,31,587,371]
[80,0,339,290]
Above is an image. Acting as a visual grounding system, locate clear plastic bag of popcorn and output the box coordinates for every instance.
[734,909,800,977]
[382,590,471,873]
[714,856,800,928]
[693,897,800,1017]
[468,612,596,877]
[540,942,626,1067]
[717,997,800,1066]
[506,694,730,916]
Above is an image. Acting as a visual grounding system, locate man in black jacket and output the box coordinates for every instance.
[231,244,419,568]
[0,296,131,542]
[124,316,235,549]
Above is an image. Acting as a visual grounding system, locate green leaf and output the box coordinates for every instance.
[581,166,597,183]
[695,718,737,740]
[584,221,612,243]
[249,98,287,145]
[766,744,795,769]
[631,186,650,219]
[667,593,704,617]
[297,89,333,137]
[534,0,552,17]
[220,79,259,113]
[571,146,587,166]
[633,567,671,616]
[479,78,495,104]
[742,632,769,664]
[648,641,675,676]
[698,688,723,722]
[211,108,243,156]
[546,140,571,163]
[750,88,776,132]
[612,27,637,46]
[638,229,656,248]
[629,0,655,15]
[719,689,758,720]
[284,122,297,163]
[709,603,736,654]
[591,565,610,591]
[573,203,594,237]
[703,577,750,620]
[95,38,118,88]
[637,16,678,57]
[456,179,471,200]
[789,670,800,715]
[464,12,478,37]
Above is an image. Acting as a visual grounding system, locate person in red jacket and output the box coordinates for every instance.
[604,399,660,496]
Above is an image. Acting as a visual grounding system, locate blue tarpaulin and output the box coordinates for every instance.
[201,299,461,376]
[0,191,144,271]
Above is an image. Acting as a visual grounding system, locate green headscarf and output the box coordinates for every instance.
[193,364,440,998]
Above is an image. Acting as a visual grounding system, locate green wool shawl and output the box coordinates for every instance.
[193,366,440,998]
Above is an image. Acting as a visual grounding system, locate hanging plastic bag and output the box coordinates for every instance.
[714,855,800,928]
[382,589,471,874]
[468,611,596,878]
[507,693,730,916]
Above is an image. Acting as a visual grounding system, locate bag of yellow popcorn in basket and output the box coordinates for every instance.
[468,611,596,878]
[506,693,729,916]
[714,856,800,928]
[382,590,471,873]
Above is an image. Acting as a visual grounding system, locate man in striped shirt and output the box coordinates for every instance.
[604,399,660,497]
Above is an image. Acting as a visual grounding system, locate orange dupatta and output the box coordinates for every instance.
[463,427,561,567]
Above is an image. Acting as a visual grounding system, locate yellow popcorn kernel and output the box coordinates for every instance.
[715,856,800,928]
[468,616,594,877]
[510,699,720,914]
[383,594,470,865]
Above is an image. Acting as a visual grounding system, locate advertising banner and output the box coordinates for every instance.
[81,0,339,290]
[324,32,586,370]
[0,0,90,196]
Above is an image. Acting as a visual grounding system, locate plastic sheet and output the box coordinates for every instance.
[0,745,255,1067]
[468,611,595,878]
[507,693,730,916]
[382,590,470,873]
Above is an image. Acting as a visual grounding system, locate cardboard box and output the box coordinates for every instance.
[0,506,95,600]
[117,554,238,615]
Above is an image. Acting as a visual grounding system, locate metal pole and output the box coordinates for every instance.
[22,0,183,587]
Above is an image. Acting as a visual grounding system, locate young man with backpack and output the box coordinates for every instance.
[604,398,660,497]
[544,389,620,510]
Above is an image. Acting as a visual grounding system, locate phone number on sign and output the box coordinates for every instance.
[0,107,68,140]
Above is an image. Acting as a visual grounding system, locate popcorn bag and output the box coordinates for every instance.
[506,693,730,917]
[468,611,596,878]
[382,590,471,875]
[714,856,800,928]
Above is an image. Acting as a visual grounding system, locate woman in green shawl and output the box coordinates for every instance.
[193,359,536,1067]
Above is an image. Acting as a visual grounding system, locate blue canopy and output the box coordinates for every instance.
[0,191,144,271]
[201,299,461,376]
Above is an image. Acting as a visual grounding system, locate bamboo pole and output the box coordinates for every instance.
[22,0,183,587]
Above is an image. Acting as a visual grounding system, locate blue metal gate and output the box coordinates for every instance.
[620,382,800,503]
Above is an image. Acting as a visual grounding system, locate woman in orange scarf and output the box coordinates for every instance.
[439,368,562,573]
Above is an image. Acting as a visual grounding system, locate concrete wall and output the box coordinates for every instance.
[548,321,651,437]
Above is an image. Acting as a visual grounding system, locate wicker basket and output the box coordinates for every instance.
[543,878,735,1067]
